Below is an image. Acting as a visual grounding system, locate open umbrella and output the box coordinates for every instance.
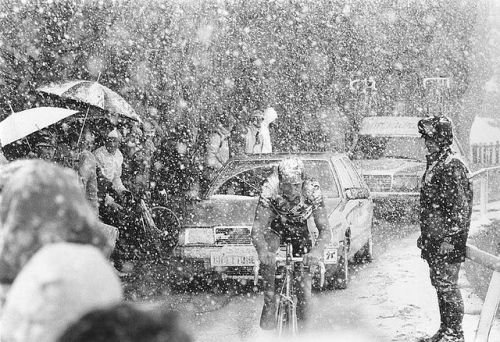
[37,80,141,122]
[0,107,79,146]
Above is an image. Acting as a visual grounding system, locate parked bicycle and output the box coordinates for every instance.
[139,198,181,254]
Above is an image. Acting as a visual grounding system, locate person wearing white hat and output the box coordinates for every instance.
[93,128,128,210]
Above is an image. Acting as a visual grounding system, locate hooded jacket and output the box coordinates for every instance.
[419,148,473,262]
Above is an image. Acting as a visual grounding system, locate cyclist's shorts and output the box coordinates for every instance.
[270,218,312,257]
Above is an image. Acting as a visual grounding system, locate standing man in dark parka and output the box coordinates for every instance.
[417,116,473,342]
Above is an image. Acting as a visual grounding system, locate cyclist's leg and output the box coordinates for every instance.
[260,262,277,330]
[291,231,313,329]
[259,229,280,330]
[294,268,312,329]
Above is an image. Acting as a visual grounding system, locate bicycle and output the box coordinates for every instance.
[255,240,326,337]
[139,198,181,253]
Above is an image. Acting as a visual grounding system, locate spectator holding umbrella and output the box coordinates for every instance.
[65,126,99,213]
[30,130,57,161]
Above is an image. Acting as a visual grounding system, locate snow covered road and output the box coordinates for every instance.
[142,218,500,342]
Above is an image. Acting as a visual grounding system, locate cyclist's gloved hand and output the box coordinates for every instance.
[303,251,321,266]
[258,251,276,266]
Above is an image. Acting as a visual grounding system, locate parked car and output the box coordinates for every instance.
[170,152,374,291]
[349,116,466,220]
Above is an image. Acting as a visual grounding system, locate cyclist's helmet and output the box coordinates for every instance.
[417,116,453,147]
[278,157,304,184]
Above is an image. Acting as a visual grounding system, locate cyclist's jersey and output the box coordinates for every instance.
[259,173,324,255]
[259,173,323,222]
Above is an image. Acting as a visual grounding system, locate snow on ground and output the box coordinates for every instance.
[145,207,500,342]
[252,212,500,342]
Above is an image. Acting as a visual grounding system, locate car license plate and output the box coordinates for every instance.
[323,247,338,265]
[211,252,256,267]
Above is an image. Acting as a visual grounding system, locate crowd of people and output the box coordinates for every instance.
[0,160,192,342]
[0,102,473,342]
[0,104,279,341]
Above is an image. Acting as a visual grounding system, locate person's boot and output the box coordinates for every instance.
[436,328,464,342]
[417,325,446,342]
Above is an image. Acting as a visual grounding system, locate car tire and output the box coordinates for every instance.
[355,234,373,264]
[333,242,349,290]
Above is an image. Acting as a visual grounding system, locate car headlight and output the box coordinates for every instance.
[179,228,215,245]
[392,175,420,192]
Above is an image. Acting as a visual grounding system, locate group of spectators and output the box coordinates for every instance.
[0,105,280,341]
[0,159,192,342]
[0,106,279,276]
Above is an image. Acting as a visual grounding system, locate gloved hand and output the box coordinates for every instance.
[303,250,321,266]
[417,235,423,249]
[258,251,276,266]
[439,241,454,254]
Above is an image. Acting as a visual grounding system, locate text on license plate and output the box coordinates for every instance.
[323,247,338,265]
[211,253,256,267]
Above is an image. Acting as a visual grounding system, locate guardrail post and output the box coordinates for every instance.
[474,269,500,342]
[466,245,500,342]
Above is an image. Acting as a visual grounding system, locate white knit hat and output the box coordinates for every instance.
[107,128,120,139]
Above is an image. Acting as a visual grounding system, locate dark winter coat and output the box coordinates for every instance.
[419,148,473,263]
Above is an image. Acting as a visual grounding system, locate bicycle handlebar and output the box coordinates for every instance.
[253,258,326,288]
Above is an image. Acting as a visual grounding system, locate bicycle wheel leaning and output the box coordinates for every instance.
[150,206,181,252]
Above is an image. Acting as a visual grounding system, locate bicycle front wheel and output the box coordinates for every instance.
[276,296,298,337]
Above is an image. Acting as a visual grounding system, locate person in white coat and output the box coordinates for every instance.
[260,107,277,153]
[245,107,277,154]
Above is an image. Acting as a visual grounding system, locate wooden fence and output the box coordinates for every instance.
[471,142,500,167]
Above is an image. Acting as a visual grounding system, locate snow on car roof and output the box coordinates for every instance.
[359,116,422,137]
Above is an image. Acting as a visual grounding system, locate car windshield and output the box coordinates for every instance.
[351,135,426,161]
[210,159,339,198]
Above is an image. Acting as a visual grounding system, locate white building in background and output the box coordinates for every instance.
[469,116,500,166]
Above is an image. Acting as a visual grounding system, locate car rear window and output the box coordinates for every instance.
[303,160,339,198]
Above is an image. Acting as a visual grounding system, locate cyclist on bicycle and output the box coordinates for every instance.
[251,156,332,330]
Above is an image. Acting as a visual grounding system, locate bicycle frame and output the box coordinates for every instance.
[275,242,301,336]
[253,243,326,336]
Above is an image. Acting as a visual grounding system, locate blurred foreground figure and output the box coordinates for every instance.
[0,243,123,342]
[417,116,473,342]
[57,303,192,342]
[0,160,114,284]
